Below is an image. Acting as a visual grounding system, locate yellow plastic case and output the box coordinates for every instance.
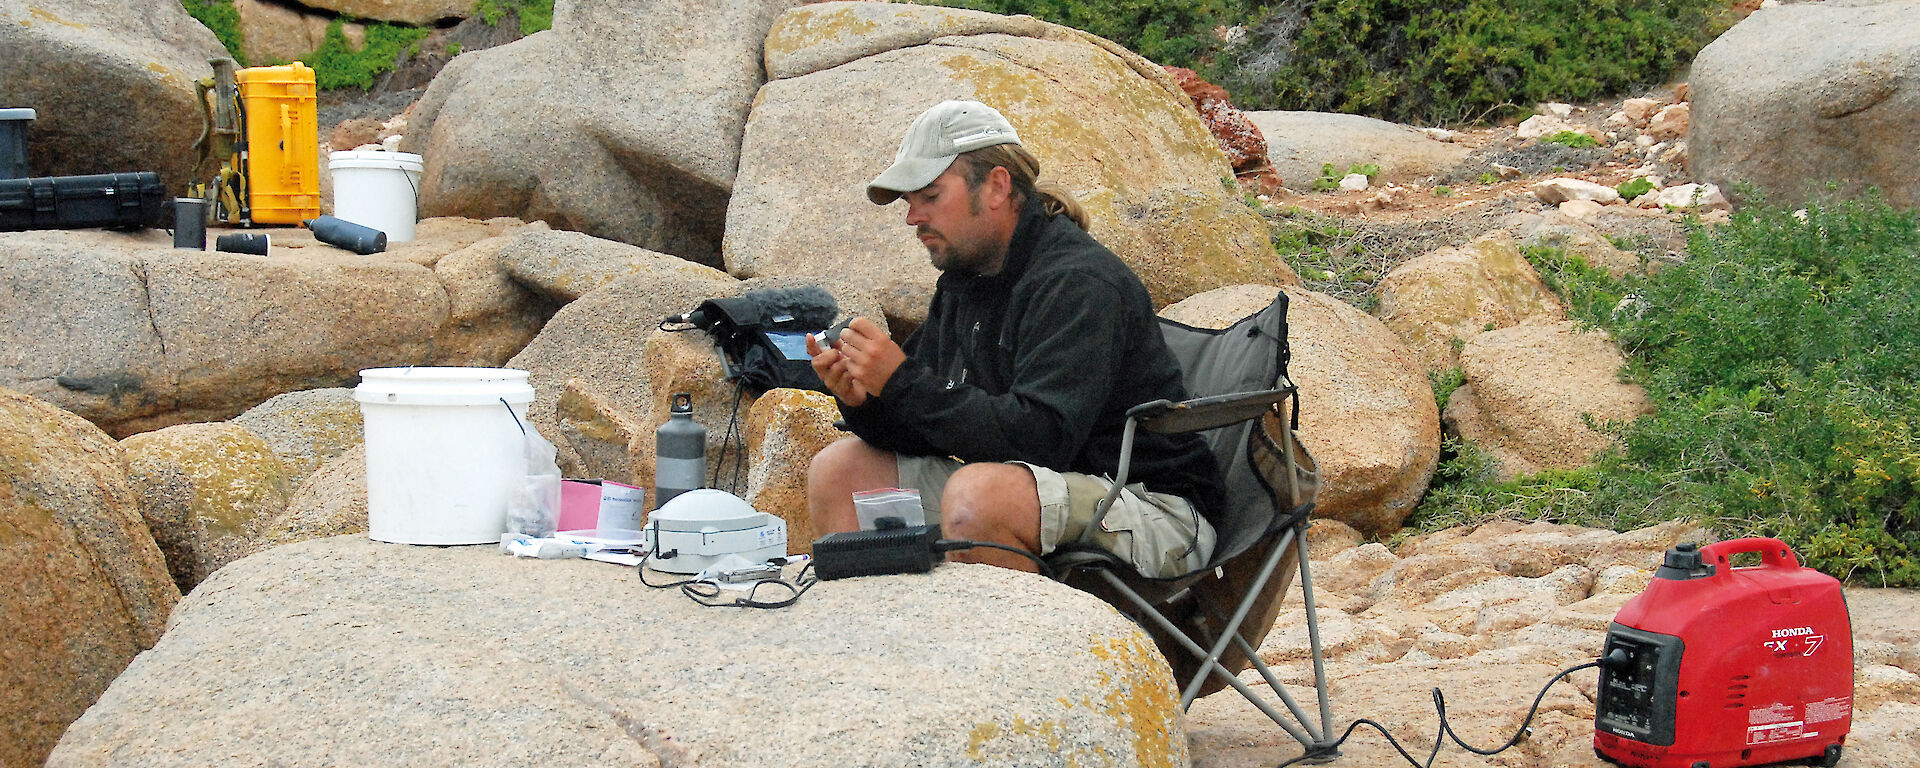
[236,63,319,225]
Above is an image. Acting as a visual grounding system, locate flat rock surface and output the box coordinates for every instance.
[0,219,540,436]
[1186,521,1920,767]
[1246,111,1473,188]
[50,536,1188,768]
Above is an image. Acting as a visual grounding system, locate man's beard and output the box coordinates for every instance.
[921,186,999,274]
[923,231,998,275]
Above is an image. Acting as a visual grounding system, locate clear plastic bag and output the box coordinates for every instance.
[852,487,924,529]
[506,427,562,537]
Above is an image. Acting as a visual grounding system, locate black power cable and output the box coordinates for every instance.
[634,550,700,589]
[641,535,1056,607]
[710,383,749,496]
[679,563,819,609]
[936,539,1057,578]
[637,551,819,609]
[1275,659,1602,768]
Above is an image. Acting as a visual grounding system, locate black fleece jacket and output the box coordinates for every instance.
[841,197,1225,526]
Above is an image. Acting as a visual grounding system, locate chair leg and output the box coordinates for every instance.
[1100,565,1320,746]
[1176,533,1294,707]
[1228,632,1322,743]
[1094,526,1341,759]
[1293,526,1337,742]
[1209,527,1339,755]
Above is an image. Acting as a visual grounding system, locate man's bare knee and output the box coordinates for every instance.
[807,437,896,536]
[940,464,1042,570]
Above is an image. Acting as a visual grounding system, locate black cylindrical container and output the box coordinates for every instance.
[304,214,387,254]
[215,232,270,255]
[654,393,706,508]
[173,198,206,249]
[0,108,32,180]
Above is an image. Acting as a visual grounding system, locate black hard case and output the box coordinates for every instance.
[0,171,170,231]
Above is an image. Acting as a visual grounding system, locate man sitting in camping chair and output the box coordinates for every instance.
[804,100,1225,577]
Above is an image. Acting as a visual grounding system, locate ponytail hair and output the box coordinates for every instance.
[955,144,1089,230]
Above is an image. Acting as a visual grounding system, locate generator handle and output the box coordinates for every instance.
[1700,537,1800,572]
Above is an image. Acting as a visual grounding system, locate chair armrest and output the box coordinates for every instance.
[1132,387,1294,434]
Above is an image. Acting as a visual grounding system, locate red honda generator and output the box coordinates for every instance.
[1595,538,1852,768]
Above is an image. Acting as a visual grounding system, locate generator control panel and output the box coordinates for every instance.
[1597,625,1685,746]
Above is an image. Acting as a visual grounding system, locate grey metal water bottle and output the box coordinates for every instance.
[304,214,387,254]
[654,393,705,507]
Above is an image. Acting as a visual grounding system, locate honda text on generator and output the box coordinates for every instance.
[1596,538,1852,768]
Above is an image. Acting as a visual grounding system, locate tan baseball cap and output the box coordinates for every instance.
[867,100,1022,205]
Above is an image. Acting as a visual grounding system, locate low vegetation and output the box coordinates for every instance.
[304,21,430,90]
[916,0,1251,67]
[919,0,1730,128]
[1311,162,1381,192]
[184,0,1721,108]
[178,0,555,92]
[181,0,245,65]
[1411,197,1920,587]
[474,0,555,36]
[1264,206,1484,312]
[1542,131,1600,148]
[176,1,428,90]
[1214,0,1733,125]
[1615,177,1657,202]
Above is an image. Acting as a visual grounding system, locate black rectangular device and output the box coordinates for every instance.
[812,524,942,580]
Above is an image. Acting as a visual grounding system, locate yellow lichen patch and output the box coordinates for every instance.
[764,5,881,70]
[122,424,290,539]
[1088,634,1185,768]
[962,634,1184,767]
[145,61,185,90]
[28,6,88,28]
[940,49,1137,197]
[556,382,635,445]
[964,721,1001,760]
[969,713,1093,765]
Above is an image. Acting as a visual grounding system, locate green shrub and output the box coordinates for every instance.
[1521,246,1626,328]
[1430,367,1467,413]
[474,0,554,34]
[518,0,554,35]
[475,0,509,25]
[1543,130,1599,148]
[1213,0,1729,125]
[1311,162,1381,191]
[1616,177,1656,201]
[914,0,1251,67]
[306,20,431,90]
[1411,198,1920,586]
[180,0,246,65]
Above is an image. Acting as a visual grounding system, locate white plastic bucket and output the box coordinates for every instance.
[353,367,535,545]
[329,150,423,242]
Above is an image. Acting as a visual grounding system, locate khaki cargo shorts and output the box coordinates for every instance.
[895,455,1216,579]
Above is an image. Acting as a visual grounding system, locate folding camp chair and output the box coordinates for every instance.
[1045,289,1341,761]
